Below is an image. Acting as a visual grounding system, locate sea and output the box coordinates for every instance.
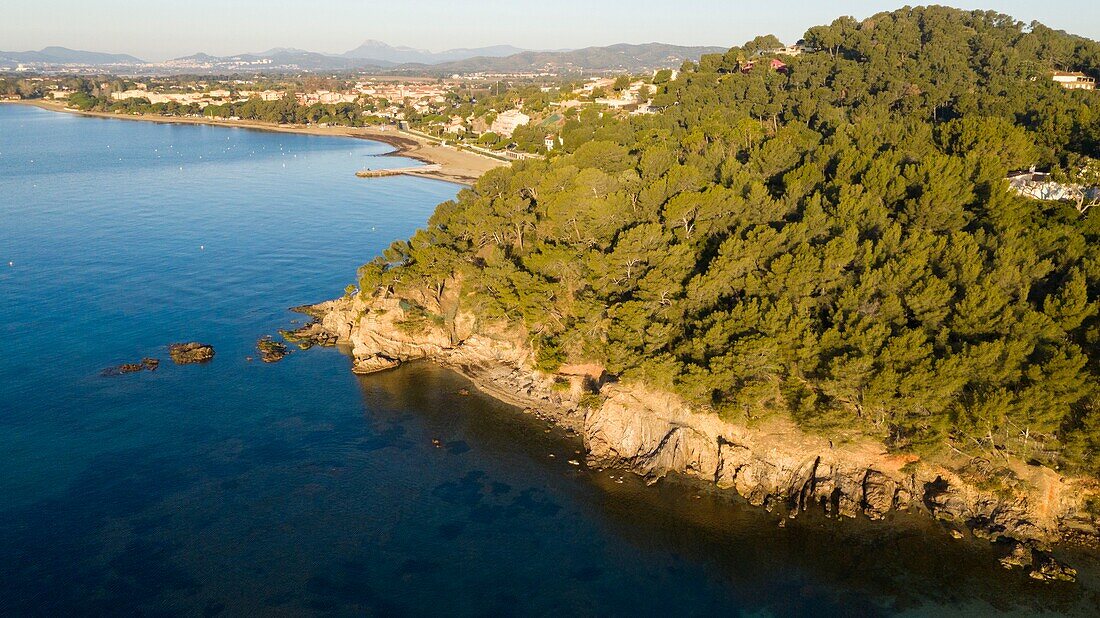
[1,103,1097,616]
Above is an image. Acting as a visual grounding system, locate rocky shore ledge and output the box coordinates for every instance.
[295,283,1099,581]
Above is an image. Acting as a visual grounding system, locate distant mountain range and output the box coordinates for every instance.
[168,50,376,71]
[0,46,144,65]
[169,42,725,73]
[342,40,529,65]
[427,43,727,74]
[1,41,726,74]
[168,40,563,71]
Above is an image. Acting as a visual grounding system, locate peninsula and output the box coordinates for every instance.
[295,5,1100,580]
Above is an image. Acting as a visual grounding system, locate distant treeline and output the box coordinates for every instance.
[64,92,383,127]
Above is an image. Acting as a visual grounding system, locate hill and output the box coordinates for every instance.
[342,40,528,65]
[351,5,1100,477]
[163,42,719,74]
[429,43,727,73]
[167,50,382,71]
[0,46,144,65]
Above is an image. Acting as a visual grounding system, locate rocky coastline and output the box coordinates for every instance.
[293,285,1100,581]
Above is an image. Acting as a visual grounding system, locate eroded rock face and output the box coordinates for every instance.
[307,287,1099,578]
[352,355,400,374]
[168,342,215,364]
[583,387,720,483]
[584,386,896,517]
[581,383,1098,555]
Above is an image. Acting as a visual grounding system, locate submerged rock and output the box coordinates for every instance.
[1030,551,1078,582]
[997,539,1077,582]
[101,363,142,376]
[168,342,215,365]
[998,541,1033,570]
[256,336,289,363]
[101,357,160,376]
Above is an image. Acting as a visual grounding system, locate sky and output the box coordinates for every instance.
[4,0,1100,62]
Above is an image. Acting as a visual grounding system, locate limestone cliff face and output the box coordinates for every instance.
[311,290,577,423]
[583,384,1098,550]
[310,288,1099,571]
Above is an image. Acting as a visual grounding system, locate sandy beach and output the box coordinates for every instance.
[5,99,507,185]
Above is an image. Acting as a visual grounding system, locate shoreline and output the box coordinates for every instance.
[4,99,506,186]
[304,292,1099,581]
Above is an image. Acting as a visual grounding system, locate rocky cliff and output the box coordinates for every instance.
[303,287,1099,581]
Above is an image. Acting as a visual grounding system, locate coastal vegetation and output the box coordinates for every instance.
[356,6,1100,474]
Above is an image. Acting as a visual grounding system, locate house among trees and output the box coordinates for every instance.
[443,115,467,135]
[770,44,804,56]
[739,58,788,74]
[1052,71,1096,90]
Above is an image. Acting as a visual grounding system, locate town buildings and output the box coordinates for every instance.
[296,90,358,105]
[110,88,234,106]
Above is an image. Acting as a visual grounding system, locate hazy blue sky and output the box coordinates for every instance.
[4,0,1100,61]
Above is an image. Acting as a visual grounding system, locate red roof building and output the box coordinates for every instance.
[739,58,788,74]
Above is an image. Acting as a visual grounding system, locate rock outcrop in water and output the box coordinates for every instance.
[168,342,215,364]
[281,306,339,350]
[256,336,289,363]
[101,357,159,376]
[307,284,1099,580]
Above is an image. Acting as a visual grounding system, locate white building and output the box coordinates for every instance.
[771,45,804,57]
[594,96,637,108]
[110,90,227,108]
[297,90,359,105]
[111,89,155,101]
[1008,170,1099,201]
[240,89,284,101]
[489,109,530,138]
[1052,71,1096,91]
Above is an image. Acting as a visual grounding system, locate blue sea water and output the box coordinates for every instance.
[1,104,1097,616]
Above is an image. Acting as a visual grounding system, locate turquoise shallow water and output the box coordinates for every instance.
[1,104,1097,616]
